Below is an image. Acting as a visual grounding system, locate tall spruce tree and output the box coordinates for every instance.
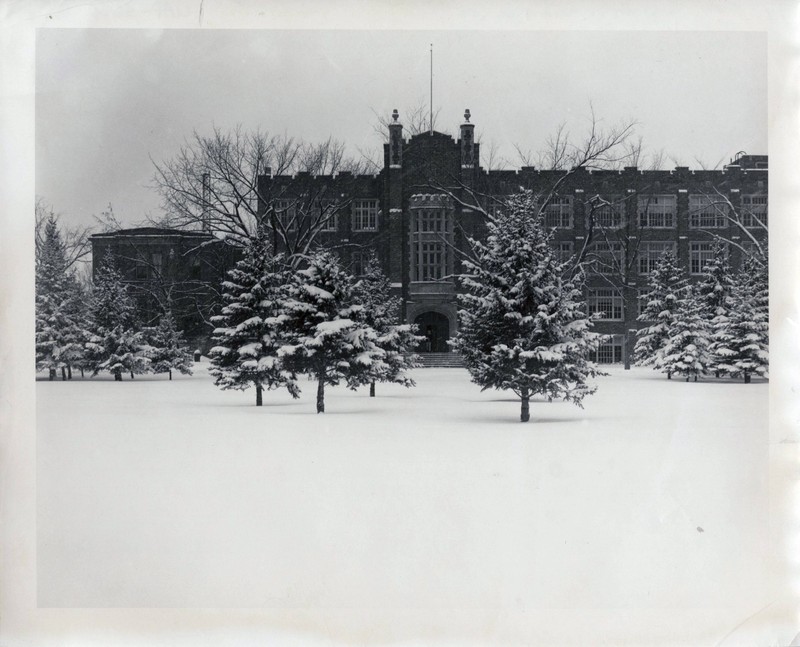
[85,254,150,380]
[35,216,87,380]
[634,251,690,378]
[352,254,421,397]
[279,251,385,413]
[209,237,299,406]
[452,191,601,423]
[695,244,734,376]
[714,255,769,383]
[145,307,194,380]
[655,289,712,381]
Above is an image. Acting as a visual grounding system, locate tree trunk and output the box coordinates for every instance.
[667,371,672,380]
[61,367,67,381]
[48,368,56,381]
[693,375,697,383]
[370,381,375,397]
[130,370,134,379]
[169,369,172,381]
[685,375,689,382]
[67,365,72,380]
[80,367,84,378]
[317,374,325,414]
[520,389,530,423]
[114,370,122,382]
[256,384,263,406]
[744,372,751,384]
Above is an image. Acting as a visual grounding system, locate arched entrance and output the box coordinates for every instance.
[414,311,451,353]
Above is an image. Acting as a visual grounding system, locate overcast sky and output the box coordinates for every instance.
[36,28,767,229]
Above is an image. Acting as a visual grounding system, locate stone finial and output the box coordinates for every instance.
[464,109,471,123]
[392,109,399,123]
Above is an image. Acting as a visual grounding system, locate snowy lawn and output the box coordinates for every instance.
[36,363,774,638]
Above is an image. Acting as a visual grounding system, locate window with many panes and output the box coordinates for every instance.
[545,196,573,229]
[593,335,623,364]
[587,289,624,321]
[689,195,729,228]
[352,199,379,231]
[590,197,626,229]
[351,250,367,276]
[689,241,716,274]
[555,240,574,264]
[410,206,452,282]
[588,241,624,275]
[318,202,339,232]
[273,199,296,230]
[741,194,768,228]
[638,241,676,275]
[638,194,676,228]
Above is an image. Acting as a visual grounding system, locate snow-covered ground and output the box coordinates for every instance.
[36,363,789,644]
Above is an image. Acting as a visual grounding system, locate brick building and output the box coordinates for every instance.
[93,110,767,362]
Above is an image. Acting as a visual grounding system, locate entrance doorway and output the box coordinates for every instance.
[414,311,450,353]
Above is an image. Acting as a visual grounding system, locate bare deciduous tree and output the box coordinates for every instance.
[152,126,373,259]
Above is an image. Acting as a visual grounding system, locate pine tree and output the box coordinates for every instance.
[352,254,421,397]
[279,251,385,413]
[452,190,602,423]
[714,255,769,383]
[35,216,86,380]
[655,289,712,381]
[208,238,299,405]
[85,254,150,380]
[145,308,194,380]
[695,244,734,376]
[634,251,690,378]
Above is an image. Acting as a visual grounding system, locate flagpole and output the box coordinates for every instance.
[430,43,433,135]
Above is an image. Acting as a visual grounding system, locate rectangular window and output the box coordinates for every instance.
[638,241,676,275]
[318,202,339,232]
[410,205,452,282]
[741,194,768,228]
[590,197,626,229]
[555,240,574,264]
[544,196,573,229]
[351,251,367,277]
[689,241,716,275]
[273,199,296,231]
[588,241,624,275]
[689,195,729,229]
[638,194,676,228]
[593,335,624,364]
[134,259,148,281]
[352,199,379,231]
[587,289,624,321]
[419,242,445,281]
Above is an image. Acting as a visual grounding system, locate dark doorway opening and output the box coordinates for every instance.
[414,311,450,353]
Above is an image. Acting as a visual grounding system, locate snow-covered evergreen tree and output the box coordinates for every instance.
[714,255,769,383]
[452,190,602,422]
[655,290,712,381]
[279,251,385,413]
[208,237,299,405]
[145,308,194,380]
[85,254,150,380]
[352,254,421,397]
[695,244,734,375]
[634,251,690,378]
[35,216,88,380]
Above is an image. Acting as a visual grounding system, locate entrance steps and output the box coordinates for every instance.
[418,352,466,368]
